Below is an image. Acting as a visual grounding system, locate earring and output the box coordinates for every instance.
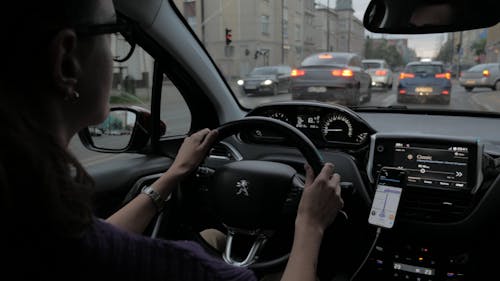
[64,90,80,103]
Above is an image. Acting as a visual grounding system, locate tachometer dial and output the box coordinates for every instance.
[321,114,353,142]
[268,112,289,123]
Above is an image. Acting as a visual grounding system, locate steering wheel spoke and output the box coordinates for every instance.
[222,227,274,267]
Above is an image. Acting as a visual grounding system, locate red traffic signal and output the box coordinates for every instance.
[225,28,232,46]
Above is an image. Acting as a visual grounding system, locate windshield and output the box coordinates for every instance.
[467,64,496,71]
[363,62,382,69]
[301,54,348,66]
[174,0,500,113]
[250,67,279,75]
[405,64,444,74]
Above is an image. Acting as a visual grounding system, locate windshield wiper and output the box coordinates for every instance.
[349,105,408,110]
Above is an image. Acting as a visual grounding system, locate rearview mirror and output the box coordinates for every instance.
[363,0,500,34]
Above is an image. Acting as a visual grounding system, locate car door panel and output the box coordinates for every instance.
[86,154,174,218]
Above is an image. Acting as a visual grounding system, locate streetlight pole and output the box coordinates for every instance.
[326,0,330,51]
[281,0,285,64]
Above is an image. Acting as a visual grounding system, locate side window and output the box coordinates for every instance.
[160,76,191,137]
[69,38,190,165]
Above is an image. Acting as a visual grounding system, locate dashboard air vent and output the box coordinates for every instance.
[208,142,242,161]
[398,187,474,223]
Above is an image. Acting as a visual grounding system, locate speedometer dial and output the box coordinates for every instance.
[321,114,353,142]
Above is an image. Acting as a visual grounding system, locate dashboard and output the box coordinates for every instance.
[231,101,499,280]
[243,101,376,148]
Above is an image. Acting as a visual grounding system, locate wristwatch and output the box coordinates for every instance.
[141,185,168,212]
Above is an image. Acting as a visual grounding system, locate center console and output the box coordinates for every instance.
[363,133,484,281]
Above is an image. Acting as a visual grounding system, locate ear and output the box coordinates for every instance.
[48,29,81,98]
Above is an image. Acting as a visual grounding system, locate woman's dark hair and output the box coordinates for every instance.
[0,0,101,246]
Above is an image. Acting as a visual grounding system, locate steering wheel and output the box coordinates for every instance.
[177,116,328,271]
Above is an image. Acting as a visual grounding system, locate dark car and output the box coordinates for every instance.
[290,52,371,106]
[397,61,452,104]
[237,65,292,96]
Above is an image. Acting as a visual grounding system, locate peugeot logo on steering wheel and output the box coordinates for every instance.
[235,179,250,197]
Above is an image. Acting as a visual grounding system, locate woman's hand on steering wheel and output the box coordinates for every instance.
[296,163,344,235]
[168,128,219,180]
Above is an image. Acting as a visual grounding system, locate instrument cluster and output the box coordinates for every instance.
[243,102,376,148]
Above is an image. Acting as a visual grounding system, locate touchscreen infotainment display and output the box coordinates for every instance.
[392,142,469,189]
[370,137,480,191]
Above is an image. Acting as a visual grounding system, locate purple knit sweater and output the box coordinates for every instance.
[75,219,259,280]
[7,218,258,281]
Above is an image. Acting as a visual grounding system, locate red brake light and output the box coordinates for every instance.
[399,73,415,79]
[375,70,387,76]
[441,90,450,95]
[435,73,451,80]
[332,69,354,77]
[399,89,407,95]
[291,69,305,77]
[483,70,490,77]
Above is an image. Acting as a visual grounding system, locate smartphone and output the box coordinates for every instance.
[368,167,407,229]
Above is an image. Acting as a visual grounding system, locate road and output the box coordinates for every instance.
[71,79,500,165]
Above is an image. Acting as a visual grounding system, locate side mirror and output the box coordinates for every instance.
[78,106,166,153]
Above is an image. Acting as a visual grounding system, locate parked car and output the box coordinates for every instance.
[397,61,452,104]
[362,59,394,89]
[459,63,500,92]
[290,52,371,106]
[237,65,292,96]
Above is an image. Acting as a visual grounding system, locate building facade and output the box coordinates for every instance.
[173,0,365,80]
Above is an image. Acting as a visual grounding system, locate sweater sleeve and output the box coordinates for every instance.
[81,219,258,281]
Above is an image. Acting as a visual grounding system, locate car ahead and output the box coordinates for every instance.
[362,59,393,89]
[61,0,500,280]
[459,63,500,92]
[397,61,452,104]
[290,52,371,106]
[237,65,292,96]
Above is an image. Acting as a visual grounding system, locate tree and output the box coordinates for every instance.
[364,38,403,68]
[435,39,453,63]
[470,38,486,56]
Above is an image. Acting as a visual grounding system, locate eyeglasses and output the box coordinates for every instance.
[74,22,136,62]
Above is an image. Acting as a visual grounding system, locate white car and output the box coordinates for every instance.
[362,59,394,89]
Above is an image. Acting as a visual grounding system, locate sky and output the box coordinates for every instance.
[320,0,444,58]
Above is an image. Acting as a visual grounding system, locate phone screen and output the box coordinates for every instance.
[368,168,407,228]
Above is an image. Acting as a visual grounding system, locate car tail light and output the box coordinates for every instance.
[441,90,450,95]
[435,73,451,79]
[332,69,354,77]
[399,89,407,94]
[483,70,490,77]
[399,73,415,79]
[375,70,387,76]
[291,69,306,77]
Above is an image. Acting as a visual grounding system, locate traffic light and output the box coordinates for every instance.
[225,28,232,46]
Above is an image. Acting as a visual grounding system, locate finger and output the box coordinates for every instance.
[304,163,314,186]
[190,128,211,143]
[201,130,219,149]
[331,174,342,197]
[317,163,335,182]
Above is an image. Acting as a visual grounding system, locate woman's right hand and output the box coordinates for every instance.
[296,163,344,234]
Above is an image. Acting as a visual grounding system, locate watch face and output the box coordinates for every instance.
[141,185,166,211]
